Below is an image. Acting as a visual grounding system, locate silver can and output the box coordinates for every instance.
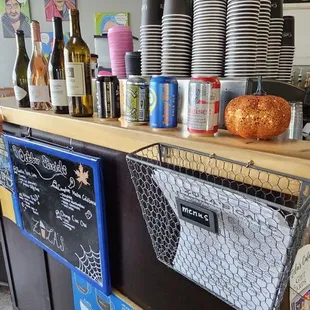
[125,76,149,124]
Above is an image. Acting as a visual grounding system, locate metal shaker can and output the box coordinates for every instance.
[188,78,219,135]
[96,76,120,120]
[125,76,149,125]
[288,101,303,140]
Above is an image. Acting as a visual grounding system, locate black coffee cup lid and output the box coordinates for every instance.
[126,51,141,57]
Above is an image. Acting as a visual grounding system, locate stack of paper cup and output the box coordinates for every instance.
[162,0,192,76]
[225,0,261,78]
[266,0,284,79]
[108,26,134,78]
[140,0,164,76]
[278,16,295,82]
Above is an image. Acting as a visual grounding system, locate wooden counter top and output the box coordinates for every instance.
[1,97,310,179]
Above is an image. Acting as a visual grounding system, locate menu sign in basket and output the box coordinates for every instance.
[7,136,110,294]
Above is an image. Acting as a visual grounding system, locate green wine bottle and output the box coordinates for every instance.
[13,30,30,108]
[49,17,69,114]
[64,9,93,117]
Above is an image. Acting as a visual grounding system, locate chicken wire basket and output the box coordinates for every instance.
[126,143,310,310]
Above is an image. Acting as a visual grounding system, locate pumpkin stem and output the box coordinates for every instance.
[254,76,267,96]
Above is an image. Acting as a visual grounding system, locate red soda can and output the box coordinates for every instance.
[188,76,220,135]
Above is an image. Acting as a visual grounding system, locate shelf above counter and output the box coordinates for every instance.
[1,97,310,179]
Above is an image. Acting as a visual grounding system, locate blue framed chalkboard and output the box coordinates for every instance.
[0,134,13,192]
[6,135,111,295]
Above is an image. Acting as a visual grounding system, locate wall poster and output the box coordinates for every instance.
[7,135,111,294]
[41,31,70,59]
[44,0,76,22]
[0,0,31,38]
[94,12,129,35]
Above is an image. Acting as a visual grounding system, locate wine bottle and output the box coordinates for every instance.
[27,20,52,110]
[49,17,69,114]
[64,9,93,117]
[12,30,30,108]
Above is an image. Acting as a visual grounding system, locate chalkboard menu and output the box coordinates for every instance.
[0,134,13,192]
[6,136,110,294]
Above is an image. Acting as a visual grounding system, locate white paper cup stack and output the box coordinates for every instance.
[140,25,162,76]
[161,14,192,76]
[266,0,283,79]
[140,0,164,76]
[161,0,192,76]
[278,16,295,82]
[191,0,227,76]
[225,0,261,78]
[256,0,271,76]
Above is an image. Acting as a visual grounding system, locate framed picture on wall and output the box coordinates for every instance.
[95,12,130,35]
[44,0,77,22]
[41,31,70,59]
[0,0,31,38]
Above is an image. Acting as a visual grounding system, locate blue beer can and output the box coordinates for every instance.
[149,76,178,129]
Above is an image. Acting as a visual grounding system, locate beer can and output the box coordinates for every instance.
[192,76,221,104]
[149,76,178,129]
[125,76,149,124]
[96,76,120,120]
[188,78,219,135]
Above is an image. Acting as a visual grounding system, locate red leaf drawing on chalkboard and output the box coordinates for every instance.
[75,164,90,189]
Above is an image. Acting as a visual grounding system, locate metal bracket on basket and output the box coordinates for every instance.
[160,145,170,159]
[246,160,255,168]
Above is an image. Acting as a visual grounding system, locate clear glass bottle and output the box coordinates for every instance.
[304,72,310,92]
[297,68,303,89]
[64,9,93,117]
[27,20,52,110]
[13,30,30,108]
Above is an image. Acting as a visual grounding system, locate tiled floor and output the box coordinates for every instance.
[0,286,12,310]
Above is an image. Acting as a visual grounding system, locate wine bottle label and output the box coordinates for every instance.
[29,85,50,102]
[14,86,27,101]
[50,80,68,107]
[65,62,86,97]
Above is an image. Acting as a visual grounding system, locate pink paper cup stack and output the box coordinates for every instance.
[108,26,134,78]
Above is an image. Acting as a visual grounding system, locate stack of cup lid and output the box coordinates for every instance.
[256,0,271,76]
[225,0,261,78]
[266,0,284,79]
[278,16,295,83]
[140,0,164,76]
[108,26,134,78]
[191,0,226,76]
[161,0,192,77]
[125,51,141,77]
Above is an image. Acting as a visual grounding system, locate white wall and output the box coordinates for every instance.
[0,0,141,87]
[284,3,310,66]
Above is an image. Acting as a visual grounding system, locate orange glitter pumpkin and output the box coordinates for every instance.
[225,77,291,139]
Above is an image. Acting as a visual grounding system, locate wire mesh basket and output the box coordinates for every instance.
[126,143,310,310]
